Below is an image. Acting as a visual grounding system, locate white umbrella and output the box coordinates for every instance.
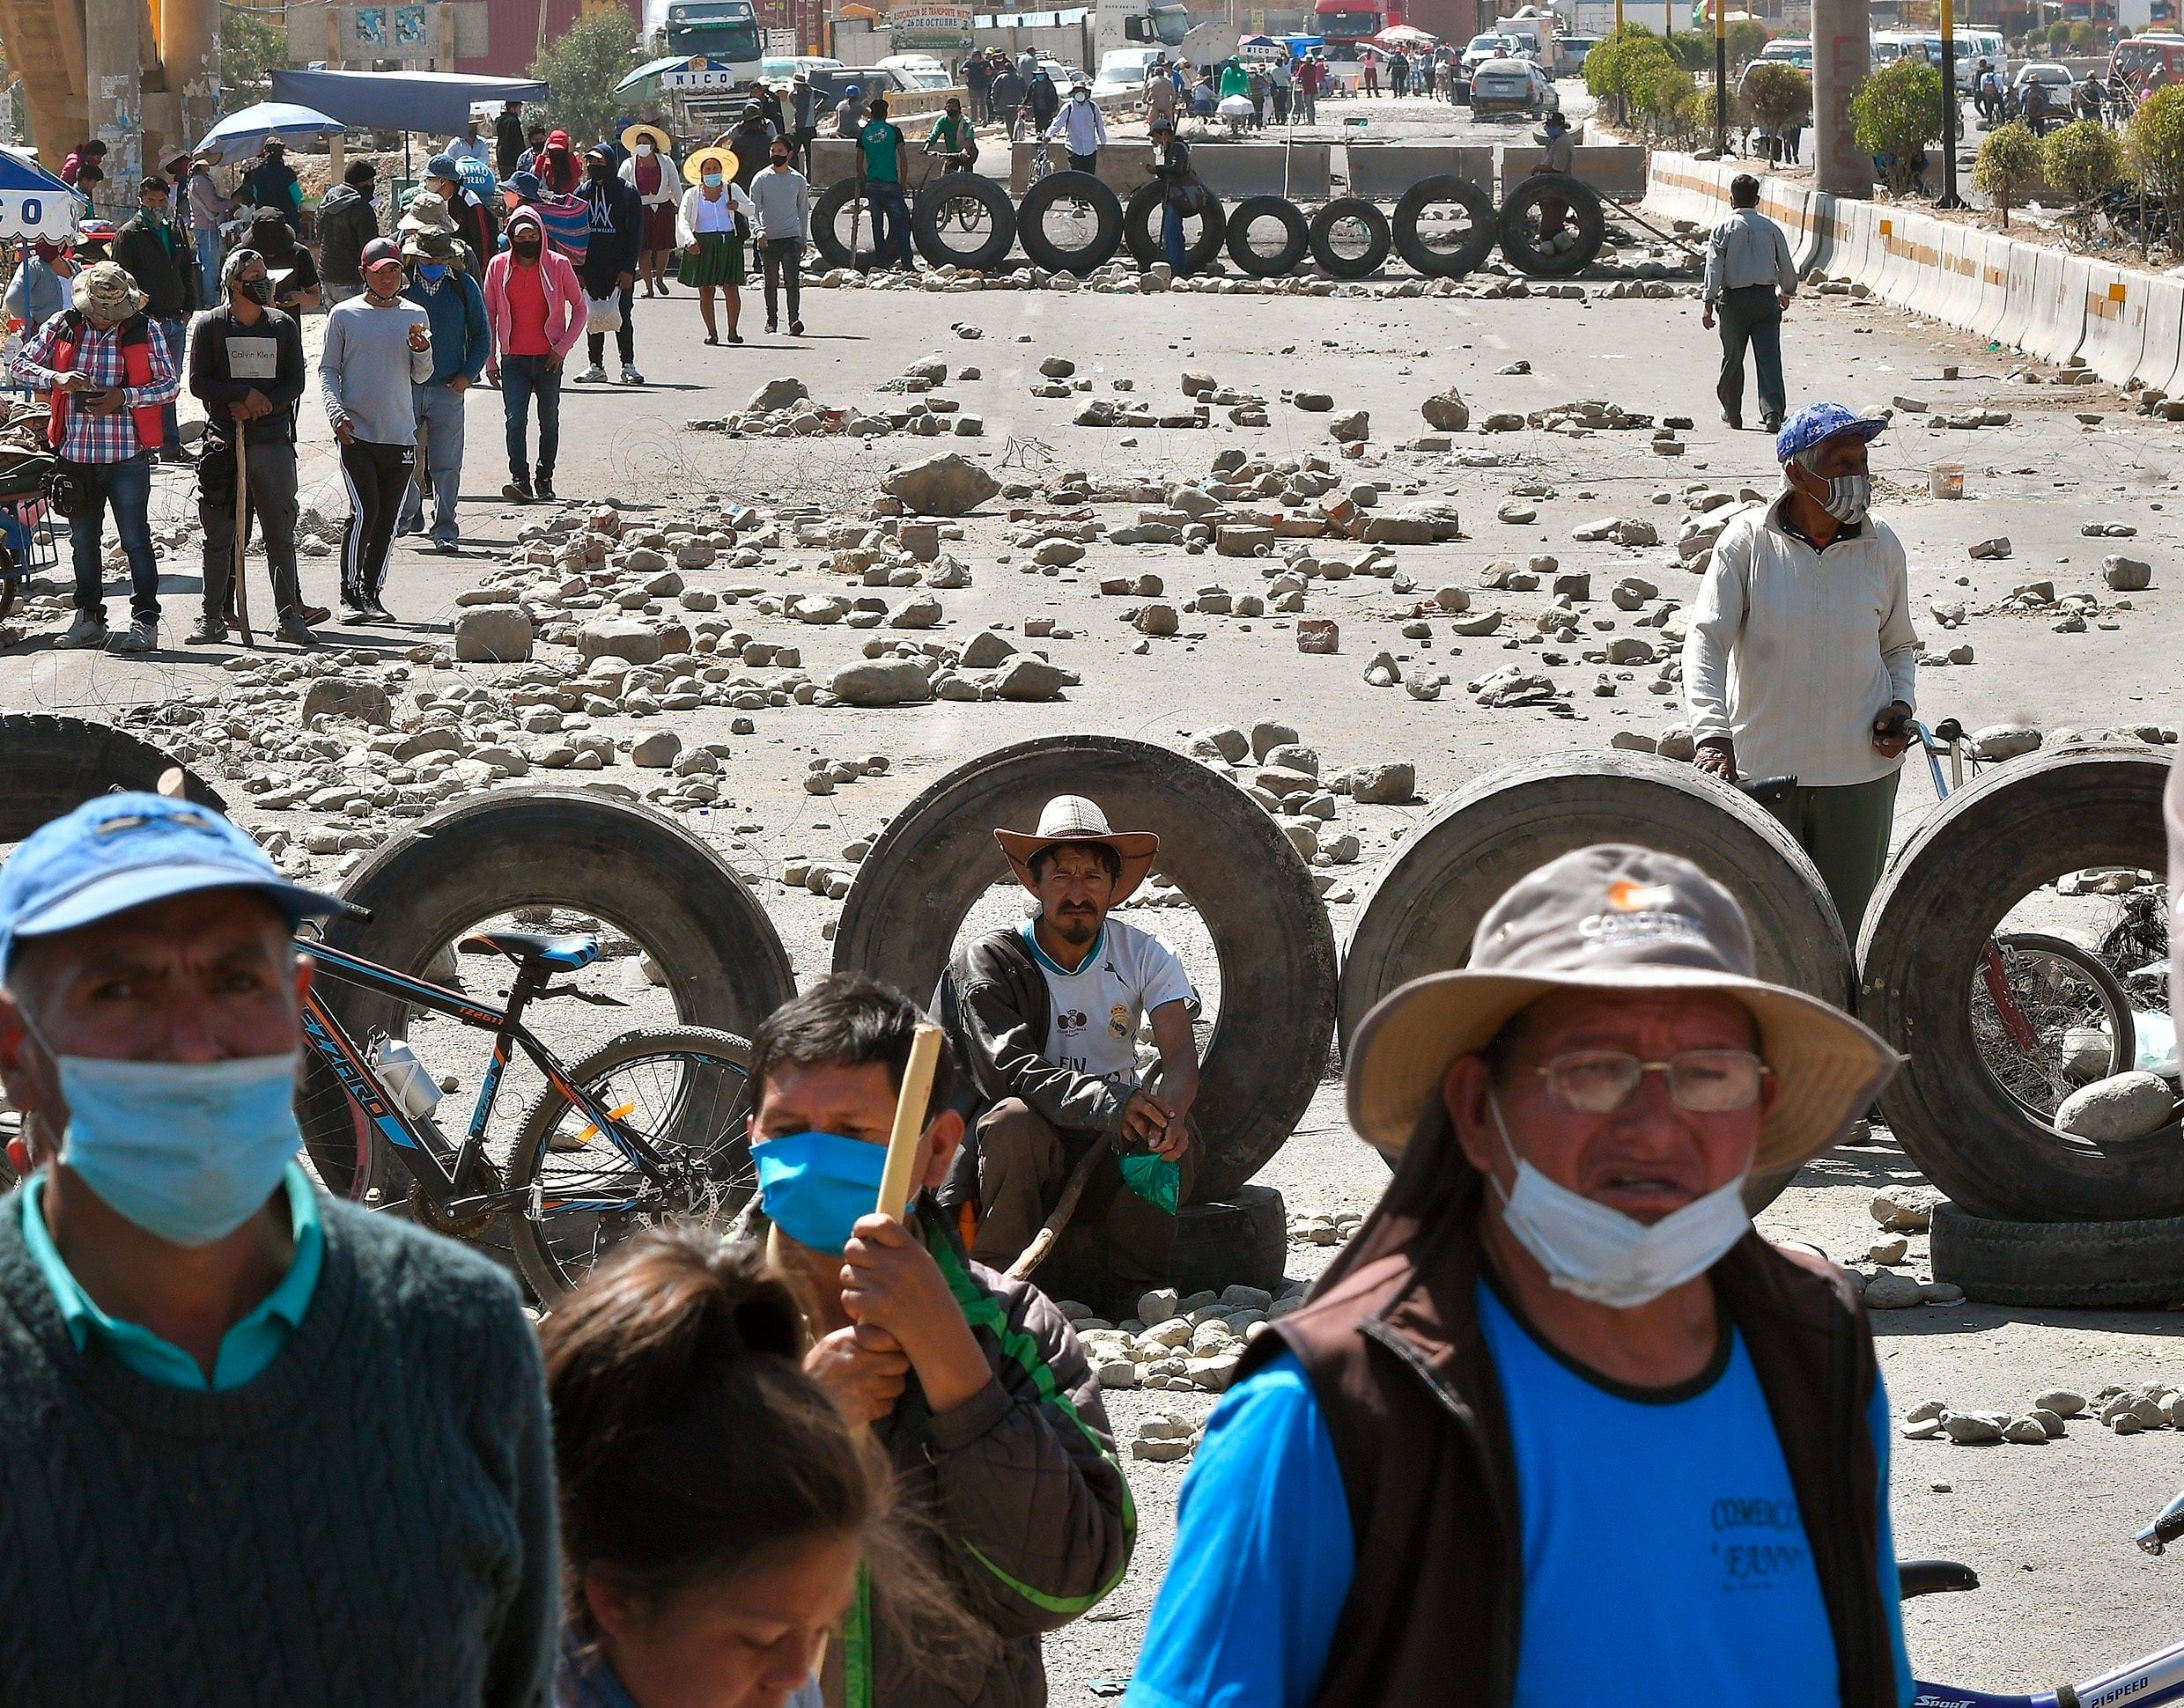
[1374,25,1438,48]
[195,101,346,165]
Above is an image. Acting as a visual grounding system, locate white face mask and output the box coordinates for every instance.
[636,143,655,157]
[1485,1086,1751,1309]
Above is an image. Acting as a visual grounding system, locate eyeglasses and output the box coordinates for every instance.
[1531,1049,1770,1115]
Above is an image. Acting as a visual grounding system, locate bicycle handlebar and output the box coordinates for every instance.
[2136,1487,2184,1555]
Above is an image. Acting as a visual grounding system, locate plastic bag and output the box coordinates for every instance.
[1118,1152,1179,1215]
[585,292,622,335]
[2135,1008,2179,1079]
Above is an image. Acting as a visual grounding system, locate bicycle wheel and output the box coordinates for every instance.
[504,1025,755,1306]
[1969,931,2135,1119]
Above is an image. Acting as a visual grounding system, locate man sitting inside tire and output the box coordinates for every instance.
[935,795,1199,1319]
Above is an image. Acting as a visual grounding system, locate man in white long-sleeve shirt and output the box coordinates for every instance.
[1683,402,1918,935]
[1048,83,1109,173]
[1701,173,1798,433]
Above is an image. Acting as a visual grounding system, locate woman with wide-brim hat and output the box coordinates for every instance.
[618,121,683,297]
[675,144,755,346]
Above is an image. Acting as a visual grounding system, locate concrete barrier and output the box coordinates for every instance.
[1897,210,1951,323]
[1007,143,1150,196]
[1802,190,1846,276]
[1830,198,1881,291]
[1991,238,2043,351]
[1499,144,1646,202]
[2078,261,2148,387]
[1966,230,2013,343]
[1349,144,1490,199]
[2023,248,2090,367]
[1756,176,1819,272]
[2134,275,2184,396]
[1192,142,1332,199]
[1867,211,1913,303]
[1931,225,1988,335]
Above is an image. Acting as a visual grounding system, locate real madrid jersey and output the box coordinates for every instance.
[1017,917,1193,1086]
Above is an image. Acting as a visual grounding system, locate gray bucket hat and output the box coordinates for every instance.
[1345,843,1900,1176]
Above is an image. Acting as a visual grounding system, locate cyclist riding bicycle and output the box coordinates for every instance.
[925,97,980,173]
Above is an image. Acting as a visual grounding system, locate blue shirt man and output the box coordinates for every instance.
[399,232,490,549]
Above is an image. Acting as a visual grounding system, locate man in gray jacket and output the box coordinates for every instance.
[751,136,809,335]
[1702,173,1798,433]
[936,795,1199,1319]
[319,237,432,622]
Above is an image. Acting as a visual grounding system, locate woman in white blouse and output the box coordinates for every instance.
[675,144,758,345]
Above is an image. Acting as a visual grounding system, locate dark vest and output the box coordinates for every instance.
[1243,1181,1896,1708]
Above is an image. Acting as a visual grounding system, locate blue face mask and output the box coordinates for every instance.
[417,261,448,282]
[52,1051,303,1247]
[753,1130,888,1253]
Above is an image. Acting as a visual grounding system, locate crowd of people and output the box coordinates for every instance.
[0,725,1945,1705]
[1,104,821,652]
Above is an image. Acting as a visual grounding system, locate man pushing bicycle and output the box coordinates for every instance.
[1129,843,1916,1708]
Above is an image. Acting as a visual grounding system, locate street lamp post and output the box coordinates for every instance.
[1939,0,1963,205]
[1715,0,1730,152]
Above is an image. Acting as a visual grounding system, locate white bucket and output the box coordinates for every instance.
[1929,460,1965,499]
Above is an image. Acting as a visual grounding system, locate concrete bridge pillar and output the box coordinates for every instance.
[1811,0,1872,198]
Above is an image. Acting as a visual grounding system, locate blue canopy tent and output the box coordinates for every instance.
[0,149,77,242]
[269,69,548,137]
[194,101,347,166]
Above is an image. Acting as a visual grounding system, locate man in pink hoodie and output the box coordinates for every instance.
[483,205,582,502]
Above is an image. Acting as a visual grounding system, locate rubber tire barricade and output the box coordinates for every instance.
[1930,1201,2184,1308]
[0,711,228,842]
[1856,748,2176,1224]
[1124,179,1228,272]
[1308,196,1393,279]
[1496,173,1607,277]
[810,177,882,271]
[306,788,797,1202]
[1337,755,1853,1211]
[911,172,1018,272]
[830,733,1339,1204]
[1391,173,1500,279]
[1221,193,1310,277]
[1017,170,1125,275]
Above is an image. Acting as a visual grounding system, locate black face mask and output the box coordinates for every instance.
[513,238,542,258]
[587,163,608,181]
[771,153,790,168]
[238,275,272,306]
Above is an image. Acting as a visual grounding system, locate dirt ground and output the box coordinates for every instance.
[4,85,2183,1701]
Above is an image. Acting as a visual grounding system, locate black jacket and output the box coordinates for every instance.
[578,173,643,282]
[727,120,776,188]
[187,302,306,450]
[114,211,201,319]
[1026,73,1060,126]
[315,184,379,287]
[496,112,527,180]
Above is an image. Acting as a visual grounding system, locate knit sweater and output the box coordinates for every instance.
[0,1191,558,1708]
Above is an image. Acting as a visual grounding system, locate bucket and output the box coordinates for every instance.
[1929,460,1964,500]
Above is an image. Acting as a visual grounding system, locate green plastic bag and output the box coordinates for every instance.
[1118,1152,1180,1215]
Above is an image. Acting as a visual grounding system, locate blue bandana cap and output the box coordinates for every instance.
[1774,401,1887,465]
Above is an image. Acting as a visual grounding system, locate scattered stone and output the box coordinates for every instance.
[994,656,1067,701]
[2002,1417,2050,1445]
[299,678,394,727]
[830,659,933,708]
[1967,537,2012,561]
[882,452,1000,516]
[1295,617,1339,654]
[1420,387,1471,431]
[2055,1071,2175,1142]
[631,730,682,768]
[1328,411,1369,443]
[452,607,535,664]
[1870,1185,1941,1233]
[2104,555,2154,591]
[1863,1270,1927,1310]
[1971,724,2041,762]
[2035,1388,2086,1418]
[1940,1411,2007,1444]
[1349,762,1415,805]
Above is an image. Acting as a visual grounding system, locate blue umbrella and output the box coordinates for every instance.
[0,148,77,241]
[195,101,346,165]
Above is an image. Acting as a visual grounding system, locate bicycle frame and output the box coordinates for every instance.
[300,941,675,1218]
[1914,1631,2184,1707]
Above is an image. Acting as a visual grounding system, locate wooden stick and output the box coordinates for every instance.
[874,1021,942,1222]
[231,429,254,646]
[1005,1140,1105,1281]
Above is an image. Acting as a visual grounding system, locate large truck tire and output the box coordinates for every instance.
[810,178,882,271]
[1858,748,2174,1223]
[304,789,794,1201]
[1340,754,1853,1211]
[911,172,1017,271]
[1173,1185,1288,1295]
[1018,171,1125,275]
[1930,1200,2184,1307]
[1223,194,1310,276]
[1124,180,1227,272]
[1391,174,1499,277]
[0,712,226,841]
[1308,197,1393,278]
[834,735,1337,1203]
[1497,173,1607,276]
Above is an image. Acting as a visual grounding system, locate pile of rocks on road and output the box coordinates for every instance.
[1900,1382,2184,1447]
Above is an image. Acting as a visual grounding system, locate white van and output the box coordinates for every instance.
[1094,46,1169,97]
[876,54,953,90]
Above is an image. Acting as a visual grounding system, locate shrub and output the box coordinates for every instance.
[1742,61,1812,135]
[1973,121,2043,226]
[1852,57,1944,191]
[528,10,640,147]
[2069,19,2097,51]
[1633,55,1697,140]
[2127,85,2184,247]
[1583,25,1655,107]
[2044,19,2072,52]
[2042,117,2125,204]
[1725,18,1771,68]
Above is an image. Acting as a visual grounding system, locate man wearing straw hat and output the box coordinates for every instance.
[396,223,488,553]
[1129,843,1915,1708]
[935,796,1199,1318]
[738,971,1133,1708]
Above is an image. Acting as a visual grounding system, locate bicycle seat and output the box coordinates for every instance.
[458,931,600,971]
[1896,1558,1980,1598]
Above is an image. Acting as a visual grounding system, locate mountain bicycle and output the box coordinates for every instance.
[1900,1489,2184,1705]
[1907,718,2137,1116]
[296,909,753,1305]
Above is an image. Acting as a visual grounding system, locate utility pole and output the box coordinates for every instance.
[1715,0,1728,153]
[1937,0,1962,205]
[1811,0,1873,195]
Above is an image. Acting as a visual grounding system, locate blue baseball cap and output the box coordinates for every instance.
[1775,401,1887,465]
[499,170,542,200]
[424,151,460,180]
[0,792,340,972]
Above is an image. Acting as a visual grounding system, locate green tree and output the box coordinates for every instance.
[2044,19,2072,52]
[1725,18,1771,67]
[218,6,287,107]
[2043,116,2124,204]
[1973,120,2043,226]
[528,9,639,150]
[1741,60,1811,136]
[1851,57,1944,191]
[1634,54,1696,139]
[1660,28,1710,70]
[2068,19,2096,51]
[1583,23,1653,103]
[2127,85,2184,253]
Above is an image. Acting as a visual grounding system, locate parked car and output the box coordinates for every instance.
[1092,45,1169,98]
[808,65,910,105]
[1756,36,1813,71]
[876,53,952,90]
[1469,55,1556,116]
[1461,31,1528,75]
